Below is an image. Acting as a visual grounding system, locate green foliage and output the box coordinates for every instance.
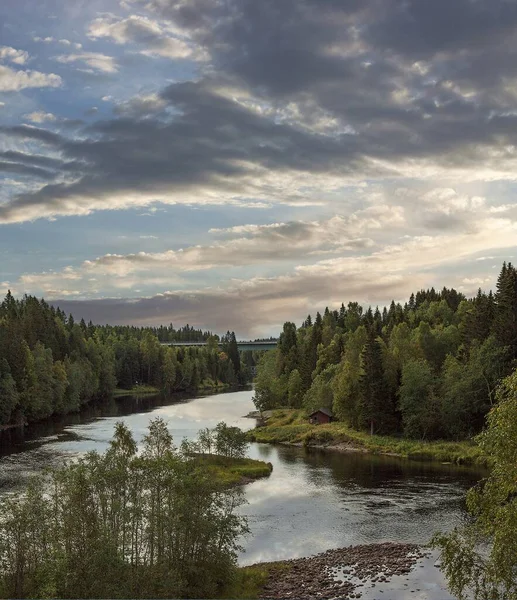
[399,359,441,439]
[254,262,516,442]
[302,364,337,414]
[253,350,287,412]
[287,369,303,408]
[250,409,484,465]
[0,359,18,424]
[214,421,249,459]
[433,369,517,599]
[0,293,247,426]
[0,418,249,599]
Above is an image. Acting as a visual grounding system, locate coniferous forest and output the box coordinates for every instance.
[0,291,248,427]
[254,262,517,441]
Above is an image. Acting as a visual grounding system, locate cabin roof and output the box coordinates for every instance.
[309,407,333,418]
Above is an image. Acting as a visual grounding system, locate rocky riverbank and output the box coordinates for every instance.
[251,542,430,600]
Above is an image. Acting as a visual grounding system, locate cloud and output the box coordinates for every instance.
[0,80,381,223]
[46,215,508,335]
[87,14,204,60]
[24,111,57,123]
[0,46,29,65]
[113,92,167,116]
[6,202,516,335]
[34,37,82,49]
[46,268,420,336]
[2,0,517,225]
[0,64,62,91]
[55,52,118,73]
[10,211,393,293]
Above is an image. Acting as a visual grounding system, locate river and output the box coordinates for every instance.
[0,388,481,599]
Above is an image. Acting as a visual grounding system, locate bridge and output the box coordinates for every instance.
[160,340,278,352]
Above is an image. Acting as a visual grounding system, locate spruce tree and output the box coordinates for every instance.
[359,333,393,434]
[493,262,517,360]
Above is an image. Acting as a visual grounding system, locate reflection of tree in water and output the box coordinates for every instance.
[256,443,273,459]
[0,392,189,459]
[299,447,481,493]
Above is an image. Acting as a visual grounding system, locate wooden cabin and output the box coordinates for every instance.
[308,408,333,425]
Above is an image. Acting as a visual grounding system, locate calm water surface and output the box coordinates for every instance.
[0,388,481,598]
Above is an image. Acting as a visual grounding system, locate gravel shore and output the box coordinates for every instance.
[253,542,430,600]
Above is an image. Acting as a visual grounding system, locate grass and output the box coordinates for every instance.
[113,379,230,397]
[194,454,273,486]
[247,409,488,467]
[113,384,161,396]
[220,562,292,599]
[198,379,231,391]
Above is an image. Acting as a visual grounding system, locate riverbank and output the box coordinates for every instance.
[247,409,487,466]
[113,380,233,397]
[113,384,161,396]
[226,542,431,599]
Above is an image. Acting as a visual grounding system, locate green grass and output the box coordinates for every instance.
[113,384,161,396]
[114,380,231,396]
[247,409,487,467]
[193,454,273,486]
[220,562,292,599]
[198,379,231,391]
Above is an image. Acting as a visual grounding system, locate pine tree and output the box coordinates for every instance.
[360,333,394,434]
[493,262,517,360]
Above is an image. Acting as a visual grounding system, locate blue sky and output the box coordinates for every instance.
[2,0,517,337]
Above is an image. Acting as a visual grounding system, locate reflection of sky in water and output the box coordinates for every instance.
[240,443,478,567]
[358,551,456,600]
[0,388,480,598]
[55,389,256,455]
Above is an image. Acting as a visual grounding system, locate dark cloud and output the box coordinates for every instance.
[0,150,65,170]
[0,125,64,145]
[364,0,517,59]
[0,161,57,179]
[0,80,378,222]
[3,0,517,223]
[50,267,417,336]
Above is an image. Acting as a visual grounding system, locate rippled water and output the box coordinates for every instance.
[0,388,481,598]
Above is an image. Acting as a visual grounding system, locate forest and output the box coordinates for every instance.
[254,262,517,441]
[0,291,249,427]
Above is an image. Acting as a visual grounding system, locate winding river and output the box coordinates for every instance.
[0,388,481,599]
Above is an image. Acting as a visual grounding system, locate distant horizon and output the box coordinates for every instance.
[3,268,499,339]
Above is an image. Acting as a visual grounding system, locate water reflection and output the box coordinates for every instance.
[241,444,479,565]
[0,387,480,599]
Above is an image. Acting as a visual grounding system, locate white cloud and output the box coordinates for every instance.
[88,14,204,60]
[0,64,62,92]
[34,37,82,49]
[11,209,403,294]
[56,52,117,73]
[24,111,57,123]
[419,188,485,215]
[0,46,29,65]
[114,92,167,115]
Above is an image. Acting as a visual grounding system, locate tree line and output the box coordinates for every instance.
[254,261,517,440]
[0,292,249,427]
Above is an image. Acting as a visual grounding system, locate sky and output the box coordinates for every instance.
[2,0,517,338]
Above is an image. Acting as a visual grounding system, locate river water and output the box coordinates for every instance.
[0,388,481,599]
